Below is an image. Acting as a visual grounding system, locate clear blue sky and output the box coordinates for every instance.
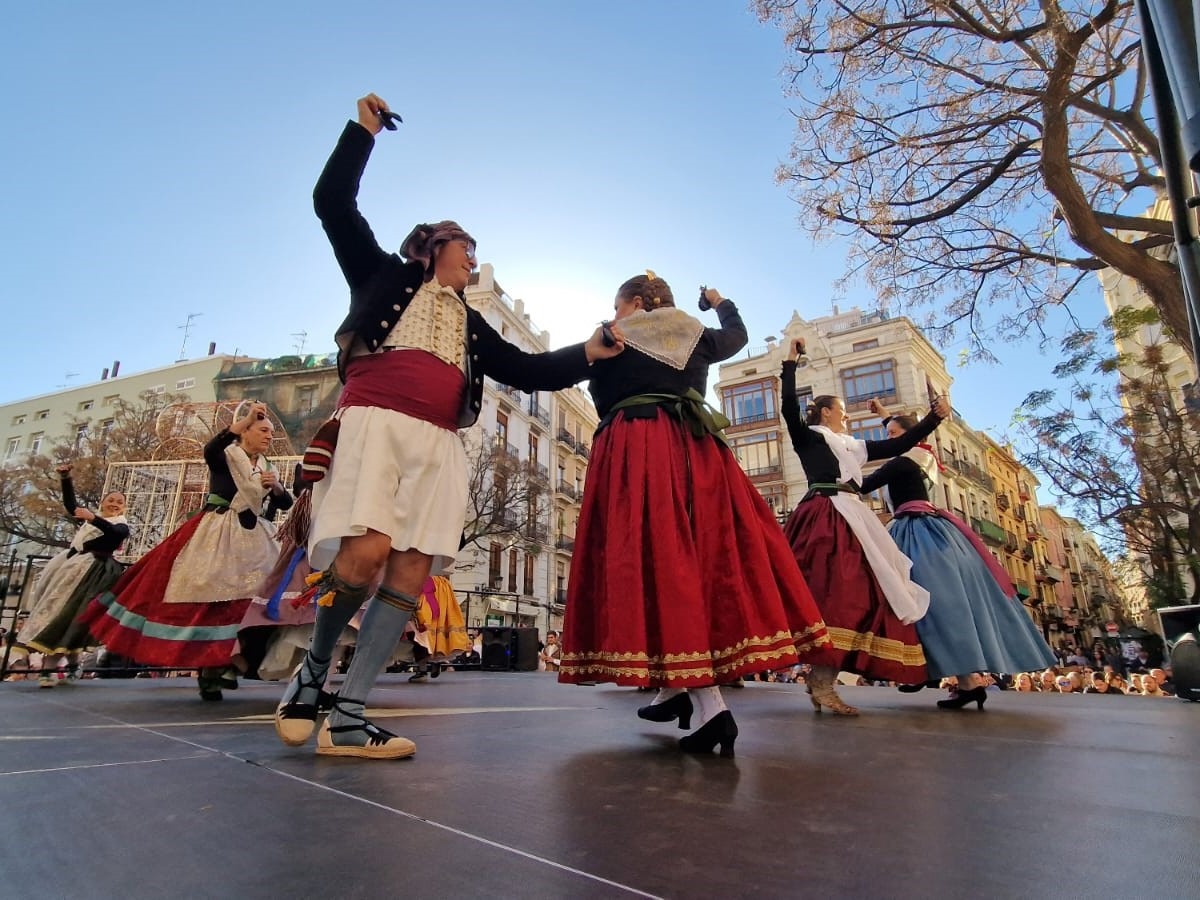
[1,1,1102,438]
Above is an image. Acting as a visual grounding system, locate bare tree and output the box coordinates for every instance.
[755,0,1191,359]
[1015,307,1200,604]
[0,390,186,550]
[458,431,550,556]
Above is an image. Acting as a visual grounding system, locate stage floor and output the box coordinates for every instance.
[2,673,1196,898]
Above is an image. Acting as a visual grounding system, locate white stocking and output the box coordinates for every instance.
[691,686,728,728]
[651,687,685,706]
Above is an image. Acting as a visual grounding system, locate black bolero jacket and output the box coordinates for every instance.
[314,122,592,427]
[60,475,129,556]
[858,456,931,508]
[780,359,942,486]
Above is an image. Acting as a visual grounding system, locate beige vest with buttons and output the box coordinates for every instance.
[369,279,468,373]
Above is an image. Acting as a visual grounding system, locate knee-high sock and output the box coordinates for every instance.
[691,686,728,728]
[283,563,368,708]
[327,585,419,737]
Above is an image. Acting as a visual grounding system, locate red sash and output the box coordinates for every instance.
[339,349,465,431]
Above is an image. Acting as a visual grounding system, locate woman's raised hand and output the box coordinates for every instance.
[232,401,269,433]
[932,395,951,419]
[356,93,393,136]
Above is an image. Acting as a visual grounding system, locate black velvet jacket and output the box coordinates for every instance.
[204,430,293,529]
[314,122,593,427]
[780,360,942,486]
[60,475,129,556]
[588,302,748,419]
[859,456,931,508]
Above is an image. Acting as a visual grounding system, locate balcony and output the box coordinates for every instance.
[527,403,551,427]
[970,516,1007,547]
[944,456,995,491]
[1004,531,1019,553]
[1070,571,1082,585]
[524,522,549,543]
[729,411,777,427]
[1018,483,1031,501]
[746,463,782,479]
[1026,526,1043,541]
[573,440,590,460]
[556,481,578,500]
[526,460,550,484]
[554,588,568,605]
[557,427,575,444]
[1020,542,1034,561]
[555,535,576,552]
[1036,564,1064,584]
[505,442,521,461]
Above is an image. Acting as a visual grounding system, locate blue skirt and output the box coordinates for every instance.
[889,513,1056,678]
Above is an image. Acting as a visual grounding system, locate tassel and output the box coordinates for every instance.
[301,418,340,482]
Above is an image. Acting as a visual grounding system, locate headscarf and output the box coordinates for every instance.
[399,220,476,280]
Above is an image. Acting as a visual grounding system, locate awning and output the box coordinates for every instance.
[489,598,517,614]
[1014,583,1032,599]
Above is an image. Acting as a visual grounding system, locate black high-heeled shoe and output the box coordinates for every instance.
[678,710,738,758]
[636,692,693,730]
[937,686,987,710]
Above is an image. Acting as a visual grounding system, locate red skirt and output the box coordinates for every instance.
[783,495,927,683]
[560,412,830,687]
[79,512,252,668]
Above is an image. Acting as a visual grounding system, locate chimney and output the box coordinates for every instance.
[208,342,217,356]
[111,360,121,378]
[101,367,109,380]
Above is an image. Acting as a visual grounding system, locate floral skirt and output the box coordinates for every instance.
[560,412,830,687]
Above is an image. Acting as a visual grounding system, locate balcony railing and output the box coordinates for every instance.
[557,428,574,444]
[970,516,1007,546]
[944,457,995,491]
[1037,564,1064,584]
[554,588,568,605]
[556,481,578,500]
[527,461,550,483]
[505,443,521,461]
[729,411,776,426]
[555,535,575,552]
[574,440,590,459]
[524,522,549,542]
[746,464,782,478]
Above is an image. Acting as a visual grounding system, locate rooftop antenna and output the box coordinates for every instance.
[291,330,308,356]
[177,312,203,362]
[56,372,80,388]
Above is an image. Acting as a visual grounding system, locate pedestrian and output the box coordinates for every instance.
[779,338,950,714]
[21,463,129,687]
[857,406,1056,711]
[81,402,291,699]
[272,93,623,759]
[558,274,831,758]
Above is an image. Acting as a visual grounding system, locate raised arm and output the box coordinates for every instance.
[863,408,943,461]
[312,96,398,292]
[859,456,910,496]
[695,290,748,363]
[56,465,78,517]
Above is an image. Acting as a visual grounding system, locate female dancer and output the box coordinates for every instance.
[82,402,292,700]
[22,464,129,686]
[406,575,470,681]
[272,92,622,759]
[781,338,950,714]
[559,274,831,757]
[858,409,1055,710]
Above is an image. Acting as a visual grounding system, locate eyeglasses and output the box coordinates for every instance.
[453,238,477,260]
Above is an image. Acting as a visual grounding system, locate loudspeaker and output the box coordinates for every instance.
[480,626,540,672]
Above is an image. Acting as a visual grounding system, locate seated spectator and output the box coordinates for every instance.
[1141,674,1167,697]
[1054,675,1074,693]
[1014,673,1036,692]
[1084,672,1110,694]
[1105,672,1128,694]
[1065,647,1089,668]
[1149,668,1174,696]
[1039,668,1059,692]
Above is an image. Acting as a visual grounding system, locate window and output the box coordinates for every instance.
[151,384,166,395]
[29,432,44,454]
[496,409,509,445]
[840,359,896,405]
[722,381,776,425]
[296,384,318,415]
[35,409,49,420]
[78,400,94,412]
[528,433,539,463]
[175,377,196,390]
[488,542,502,588]
[759,485,787,515]
[523,553,534,595]
[74,424,88,448]
[99,418,115,434]
[508,549,518,593]
[731,431,781,477]
[849,422,887,442]
[795,385,813,417]
[10,414,25,426]
[852,339,879,352]
[5,437,19,459]
[103,395,120,407]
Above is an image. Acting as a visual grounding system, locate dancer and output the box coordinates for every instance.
[239,465,363,682]
[406,575,470,681]
[780,338,950,715]
[858,406,1056,710]
[273,92,623,759]
[81,402,292,700]
[559,274,831,758]
[22,464,129,687]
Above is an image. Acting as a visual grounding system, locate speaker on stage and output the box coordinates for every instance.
[480,626,541,671]
[481,627,514,671]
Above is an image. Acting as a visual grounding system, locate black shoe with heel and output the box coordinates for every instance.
[937,686,987,710]
[637,692,693,730]
[678,710,738,758]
